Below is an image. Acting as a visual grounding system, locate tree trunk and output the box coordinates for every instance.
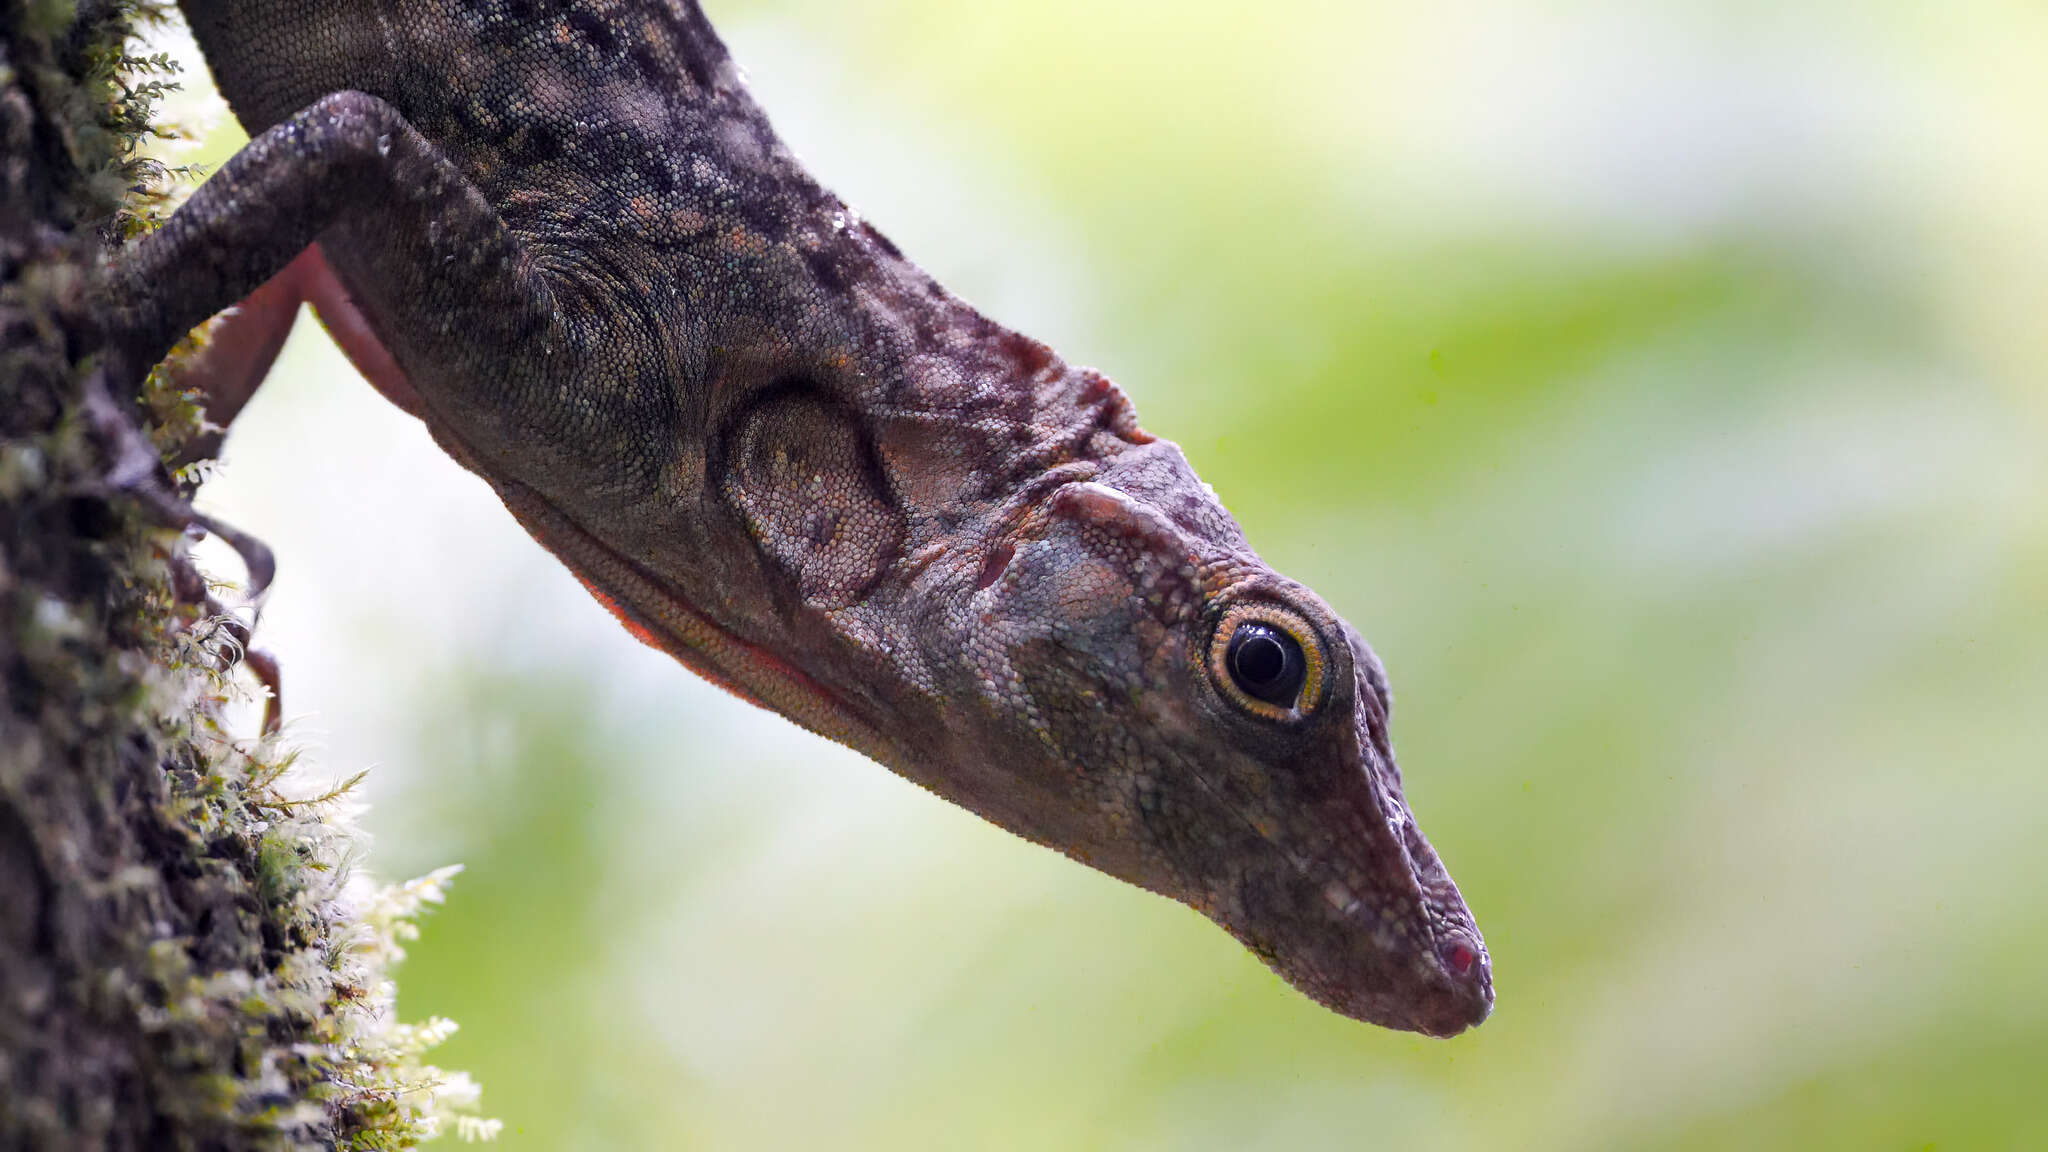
[1,5,480,1149]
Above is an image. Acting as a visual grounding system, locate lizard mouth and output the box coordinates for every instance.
[1209,662,1492,1035]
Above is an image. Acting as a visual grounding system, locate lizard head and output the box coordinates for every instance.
[924,442,1493,1037]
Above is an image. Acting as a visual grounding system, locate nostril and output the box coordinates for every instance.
[1443,940,1480,980]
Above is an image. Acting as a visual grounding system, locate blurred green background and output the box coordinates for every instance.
[158,0,2047,1147]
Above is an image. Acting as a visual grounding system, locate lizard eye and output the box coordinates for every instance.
[1208,603,1327,721]
[1227,624,1303,703]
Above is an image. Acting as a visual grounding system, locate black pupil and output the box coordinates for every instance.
[1227,623,1304,705]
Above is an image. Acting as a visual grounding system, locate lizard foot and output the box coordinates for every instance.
[83,367,283,733]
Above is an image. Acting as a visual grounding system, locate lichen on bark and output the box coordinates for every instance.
[1,2,489,1147]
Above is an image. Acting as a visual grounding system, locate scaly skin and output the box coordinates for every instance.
[105,0,1492,1035]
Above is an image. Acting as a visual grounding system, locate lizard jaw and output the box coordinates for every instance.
[1234,833,1494,1037]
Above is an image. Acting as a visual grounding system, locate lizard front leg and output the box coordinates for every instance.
[101,90,563,406]
[98,90,575,730]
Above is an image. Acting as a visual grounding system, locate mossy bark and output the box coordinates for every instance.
[1,5,411,1149]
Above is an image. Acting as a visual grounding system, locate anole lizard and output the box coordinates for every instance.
[104,0,1493,1036]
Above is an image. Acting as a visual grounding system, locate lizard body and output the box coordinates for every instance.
[107,0,1493,1036]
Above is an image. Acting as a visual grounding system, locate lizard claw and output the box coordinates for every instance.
[81,367,277,597]
[185,509,277,599]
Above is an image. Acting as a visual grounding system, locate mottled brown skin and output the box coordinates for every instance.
[104,0,1492,1035]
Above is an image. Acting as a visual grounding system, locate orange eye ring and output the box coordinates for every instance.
[1207,602,1327,722]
